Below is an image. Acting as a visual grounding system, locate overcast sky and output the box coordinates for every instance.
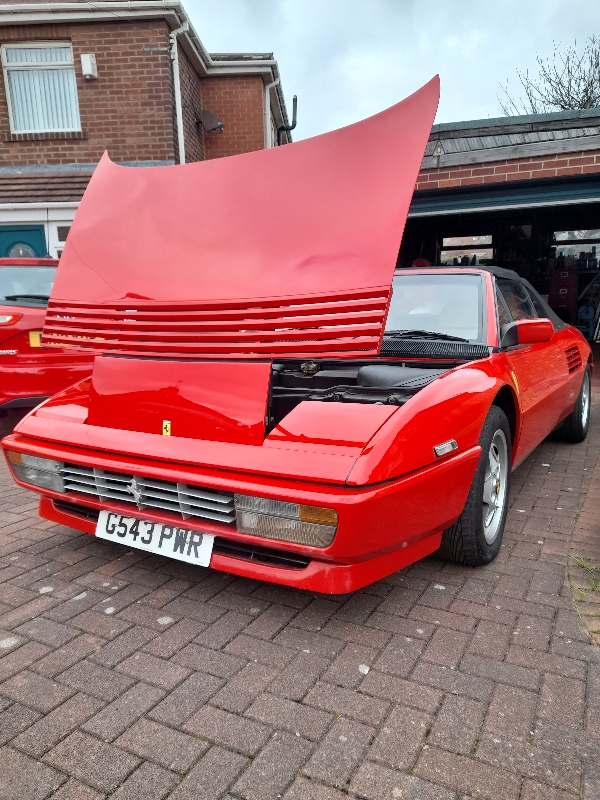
[187,0,599,139]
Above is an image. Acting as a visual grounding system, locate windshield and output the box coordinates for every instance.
[385,273,484,342]
[0,265,57,306]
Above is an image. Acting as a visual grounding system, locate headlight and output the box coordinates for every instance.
[5,451,65,493]
[234,494,338,547]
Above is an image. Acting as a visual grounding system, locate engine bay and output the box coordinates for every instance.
[269,359,454,430]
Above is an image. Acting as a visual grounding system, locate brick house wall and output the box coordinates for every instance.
[201,76,265,160]
[415,150,600,191]
[0,20,177,165]
[177,42,204,163]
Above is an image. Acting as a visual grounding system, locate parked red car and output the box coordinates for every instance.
[2,78,593,593]
[0,258,93,414]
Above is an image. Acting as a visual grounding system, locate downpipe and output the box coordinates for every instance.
[170,21,189,164]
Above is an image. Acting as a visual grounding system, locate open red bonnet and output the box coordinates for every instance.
[43,77,439,359]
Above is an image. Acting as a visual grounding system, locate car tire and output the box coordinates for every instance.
[437,405,511,566]
[552,365,591,444]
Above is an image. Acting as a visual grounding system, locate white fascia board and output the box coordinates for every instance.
[0,202,80,210]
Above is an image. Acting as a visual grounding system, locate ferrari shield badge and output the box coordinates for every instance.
[162,420,171,436]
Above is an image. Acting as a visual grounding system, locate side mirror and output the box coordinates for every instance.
[500,318,554,348]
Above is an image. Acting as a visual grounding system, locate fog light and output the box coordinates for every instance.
[234,494,338,547]
[6,451,65,493]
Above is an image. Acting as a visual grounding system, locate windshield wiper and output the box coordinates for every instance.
[385,329,469,343]
[4,294,50,302]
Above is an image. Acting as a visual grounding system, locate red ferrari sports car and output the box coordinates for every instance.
[1,78,593,593]
[0,257,93,414]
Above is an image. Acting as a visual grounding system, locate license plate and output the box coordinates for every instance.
[29,331,43,348]
[95,511,214,567]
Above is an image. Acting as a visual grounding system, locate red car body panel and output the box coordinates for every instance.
[1,78,594,593]
[0,258,93,409]
[42,78,440,360]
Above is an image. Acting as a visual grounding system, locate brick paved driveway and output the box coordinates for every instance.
[1,382,599,800]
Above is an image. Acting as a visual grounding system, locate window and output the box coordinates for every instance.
[496,279,537,321]
[440,234,493,266]
[0,264,57,307]
[1,43,81,134]
[386,273,484,342]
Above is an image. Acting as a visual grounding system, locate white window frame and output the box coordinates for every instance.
[1,41,81,134]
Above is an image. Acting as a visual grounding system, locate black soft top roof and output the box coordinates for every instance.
[397,264,568,331]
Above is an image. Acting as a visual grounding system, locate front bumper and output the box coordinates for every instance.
[3,433,480,593]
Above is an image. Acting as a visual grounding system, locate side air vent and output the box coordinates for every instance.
[565,345,582,373]
[380,339,490,359]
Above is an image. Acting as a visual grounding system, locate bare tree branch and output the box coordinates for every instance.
[499,37,600,115]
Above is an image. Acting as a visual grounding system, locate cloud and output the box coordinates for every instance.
[188,0,600,138]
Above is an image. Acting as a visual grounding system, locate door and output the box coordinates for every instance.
[497,278,568,463]
[0,225,47,257]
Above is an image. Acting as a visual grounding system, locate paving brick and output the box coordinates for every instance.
[429,694,484,755]
[468,620,513,660]
[148,671,223,727]
[274,626,345,659]
[192,610,251,650]
[82,682,165,741]
[269,651,329,700]
[210,662,278,713]
[483,683,537,740]
[320,642,379,689]
[417,581,460,610]
[505,645,586,680]
[367,611,436,640]
[0,641,50,681]
[537,673,586,729]
[33,634,104,677]
[583,761,600,799]
[169,745,248,800]
[475,734,581,793]
[109,761,179,800]
[350,760,456,800]
[244,603,298,639]
[115,717,208,773]
[142,617,205,658]
[457,578,495,604]
[50,777,105,800]
[232,732,313,800]
[0,746,66,800]
[172,642,244,677]
[520,780,579,800]
[45,590,108,623]
[411,661,494,702]
[319,617,391,649]
[12,692,102,757]
[303,716,374,788]
[117,651,190,689]
[69,609,132,639]
[58,659,136,701]
[304,682,389,726]
[0,703,41,745]
[291,598,341,631]
[422,626,470,668]
[91,625,157,667]
[0,596,59,630]
[334,591,381,624]
[374,633,424,677]
[161,595,226,624]
[15,618,79,648]
[284,777,350,800]
[513,614,553,650]
[460,653,540,690]
[360,670,442,712]
[225,633,297,668]
[369,703,431,768]
[185,703,271,755]
[43,731,140,792]
[449,599,517,627]
[0,669,74,712]
[416,745,521,799]
[246,692,333,740]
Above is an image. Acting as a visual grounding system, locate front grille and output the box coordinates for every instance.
[61,464,235,525]
[52,500,310,571]
[380,339,490,359]
[565,345,582,373]
[43,289,390,359]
